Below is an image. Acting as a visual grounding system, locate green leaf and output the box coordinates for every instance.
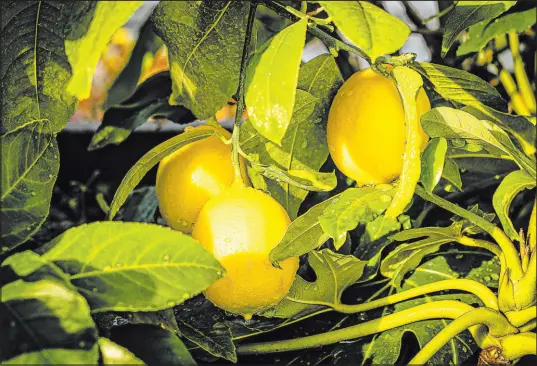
[263,249,366,318]
[319,185,397,249]
[318,1,410,61]
[1,1,77,250]
[65,1,144,99]
[119,186,158,223]
[442,1,516,56]
[108,128,217,220]
[269,194,341,264]
[174,297,237,362]
[420,137,448,192]
[89,72,195,151]
[241,90,334,218]
[381,226,459,288]
[493,170,536,242]
[441,157,463,191]
[462,104,536,157]
[40,222,224,312]
[1,124,59,251]
[457,8,537,56]
[421,107,536,177]
[1,279,98,364]
[93,308,179,334]
[245,19,307,144]
[447,149,517,175]
[98,338,145,365]
[297,54,344,119]
[411,62,506,111]
[364,254,497,364]
[111,325,195,365]
[151,1,250,118]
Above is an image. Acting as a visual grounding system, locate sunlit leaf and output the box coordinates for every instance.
[263,249,366,318]
[457,8,537,56]
[493,170,536,242]
[245,19,307,144]
[111,325,195,365]
[65,1,144,99]
[98,338,144,365]
[269,195,341,264]
[152,1,250,118]
[108,128,218,220]
[442,1,516,56]
[242,90,334,218]
[420,137,448,192]
[39,222,223,312]
[319,1,410,61]
[411,62,506,111]
[319,186,397,249]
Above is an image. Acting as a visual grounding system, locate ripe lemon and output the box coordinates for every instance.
[192,187,299,320]
[327,67,431,185]
[156,124,247,233]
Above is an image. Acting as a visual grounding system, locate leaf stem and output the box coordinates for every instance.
[236,300,481,355]
[334,279,498,313]
[415,185,524,280]
[260,0,371,63]
[421,2,455,24]
[231,2,257,187]
[410,307,518,364]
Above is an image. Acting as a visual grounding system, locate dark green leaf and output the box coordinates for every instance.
[1,278,98,364]
[174,297,236,362]
[457,8,537,56]
[89,72,195,151]
[93,308,179,334]
[318,1,410,61]
[493,170,536,242]
[98,338,144,364]
[1,1,77,250]
[263,249,366,318]
[411,62,506,111]
[65,1,144,99]
[442,1,516,56]
[40,222,223,312]
[111,325,195,365]
[441,157,463,191]
[319,185,397,249]
[269,195,341,264]
[151,1,250,118]
[108,128,218,220]
[447,149,517,175]
[241,90,334,218]
[119,186,158,223]
[245,19,307,144]
[420,137,448,192]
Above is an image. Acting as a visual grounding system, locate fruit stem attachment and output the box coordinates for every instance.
[231,2,257,188]
[415,186,524,280]
[260,0,371,63]
[237,300,482,355]
[410,308,518,365]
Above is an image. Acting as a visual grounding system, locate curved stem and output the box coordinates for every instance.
[231,2,257,187]
[457,236,503,260]
[334,279,498,313]
[421,2,455,24]
[410,308,518,364]
[505,306,537,328]
[237,300,478,355]
[528,198,536,252]
[260,0,371,63]
[415,186,523,280]
[500,332,537,361]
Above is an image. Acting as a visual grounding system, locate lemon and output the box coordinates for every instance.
[192,187,299,320]
[327,67,431,185]
[156,124,246,233]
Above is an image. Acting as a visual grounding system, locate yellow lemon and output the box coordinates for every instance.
[327,67,431,185]
[192,187,299,320]
[156,124,246,233]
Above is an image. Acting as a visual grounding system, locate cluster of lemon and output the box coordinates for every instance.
[156,68,431,320]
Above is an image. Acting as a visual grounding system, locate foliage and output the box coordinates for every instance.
[1,0,536,364]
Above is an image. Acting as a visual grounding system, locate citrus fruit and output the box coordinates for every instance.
[327,67,431,186]
[156,124,247,233]
[192,187,299,320]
